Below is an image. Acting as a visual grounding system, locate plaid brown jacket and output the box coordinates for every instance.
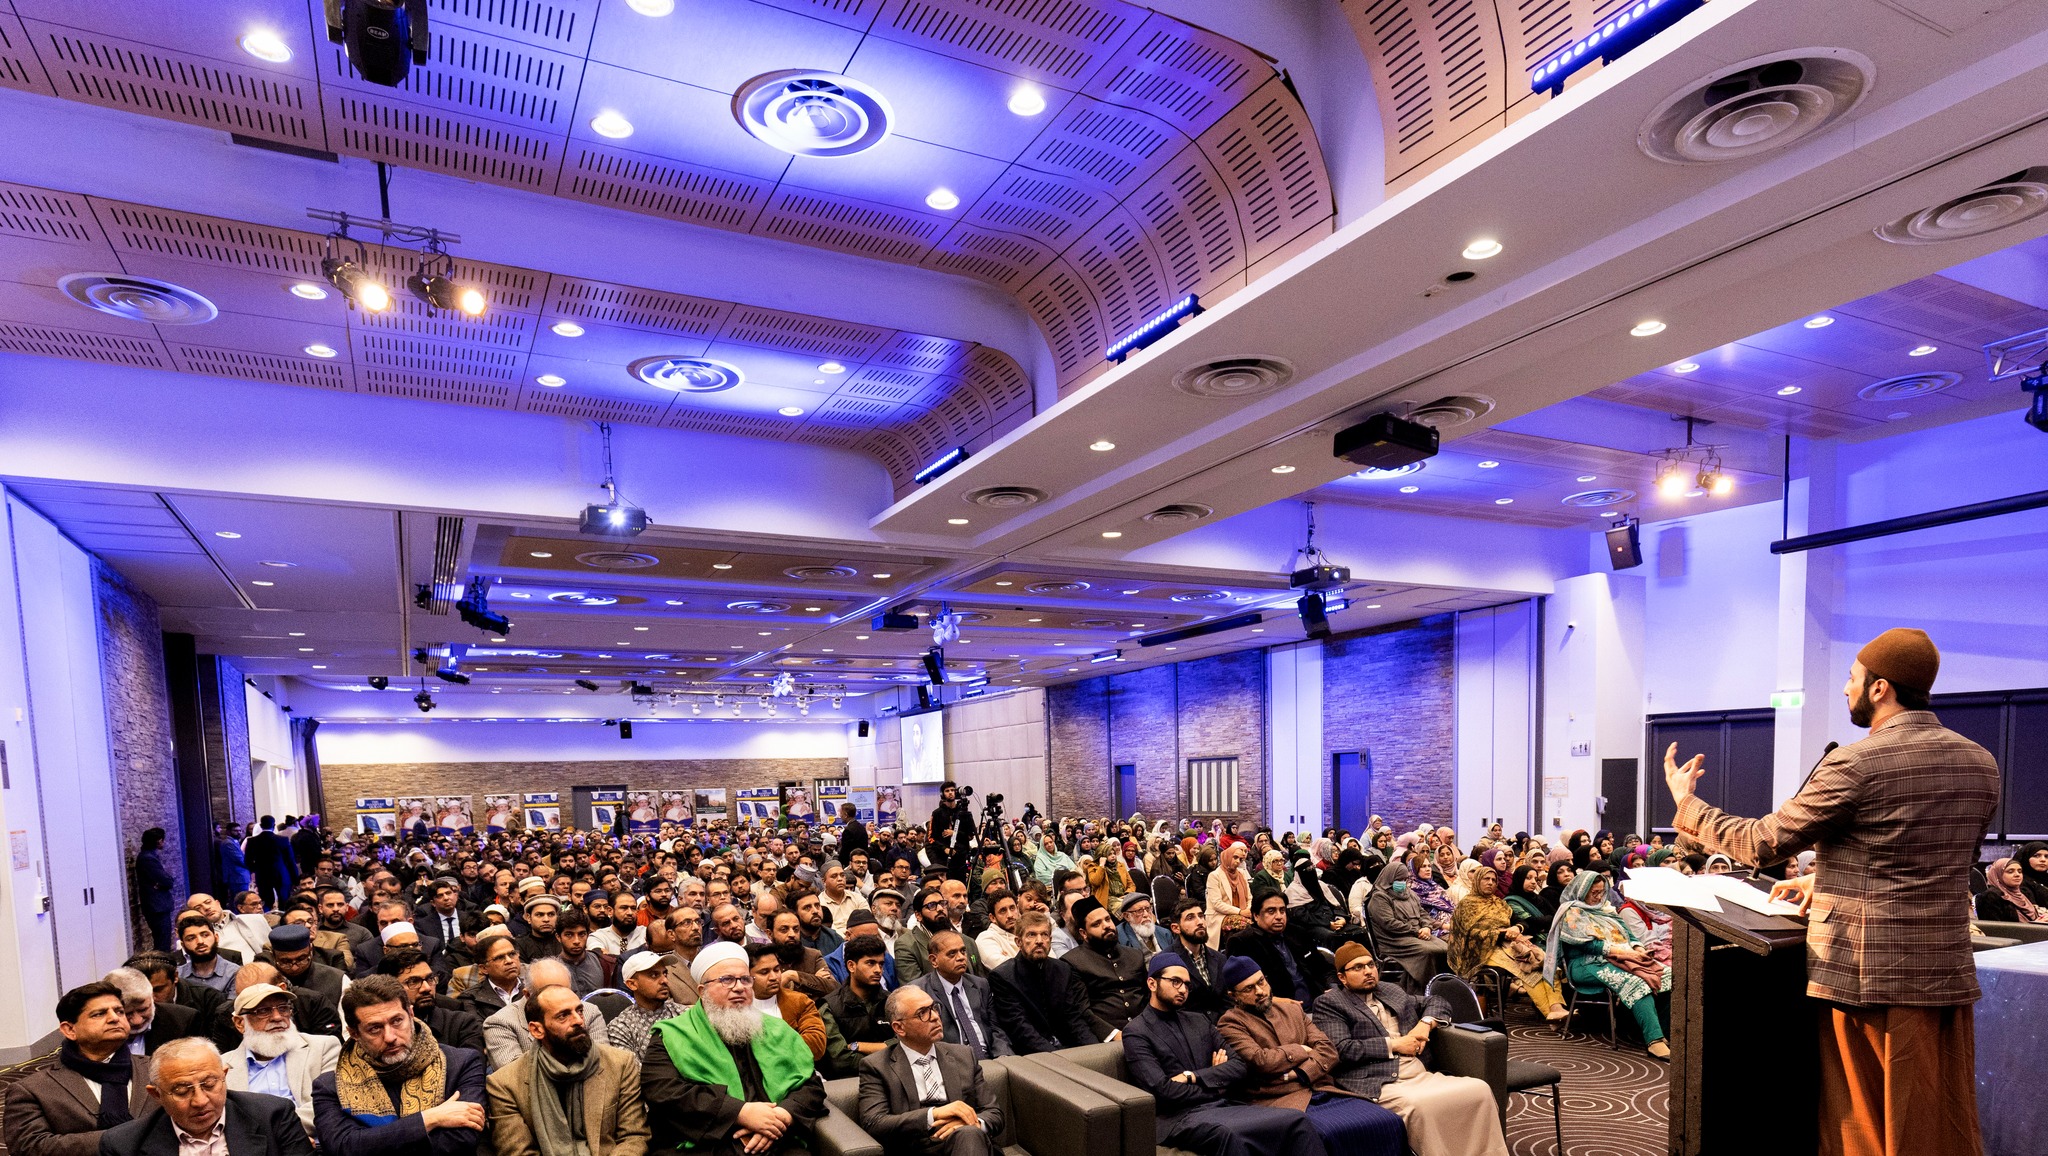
[1674,710,1998,1007]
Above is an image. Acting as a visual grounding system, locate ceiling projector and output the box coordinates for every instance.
[1333,412,1440,470]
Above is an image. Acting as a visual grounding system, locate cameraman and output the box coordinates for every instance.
[927,782,977,880]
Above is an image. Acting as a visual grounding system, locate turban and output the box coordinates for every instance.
[1857,628,1939,696]
[1147,952,1186,978]
[1218,954,1262,991]
[690,940,748,983]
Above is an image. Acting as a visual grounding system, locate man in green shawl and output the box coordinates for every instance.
[643,942,824,1156]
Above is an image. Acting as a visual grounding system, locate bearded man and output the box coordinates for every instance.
[1061,897,1146,1038]
[485,985,650,1156]
[1215,958,1403,1156]
[1115,895,1170,959]
[311,975,487,1156]
[221,983,340,1133]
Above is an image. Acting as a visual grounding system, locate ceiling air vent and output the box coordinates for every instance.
[1857,372,1959,401]
[727,599,790,613]
[1142,503,1213,523]
[1172,357,1294,399]
[577,551,660,569]
[1406,395,1495,429]
[965,485,1047,509]
[631,356,743,392]
[549,592,620,606]
[1074,619,1124,629]
[1353,462,1426,479]
[1563,488,1637,508]
[783,565,859,580]
[1877,169,2048,245]
[1169,590,1229,603]
[734,71,893,157]
[1027,581,1090,594]
[1639,51,1872,165]
[58,273,218,325]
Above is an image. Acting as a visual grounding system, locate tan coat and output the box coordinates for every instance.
[1675,710,1999,1007]
[1216,998,1347,1111]
[485,1041,650,1156]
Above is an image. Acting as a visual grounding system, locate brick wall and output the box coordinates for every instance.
[199,656,255,825]
[1321,614,1456,831]
[93,559,181,946]
[1048,678,1110,818]
[1048,650,1266,823]
[319,757,847,830]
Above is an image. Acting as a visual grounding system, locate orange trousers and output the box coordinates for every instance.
[1819,1004,1982,1156]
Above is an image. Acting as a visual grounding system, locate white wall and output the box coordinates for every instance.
[1455,602,1537,835]
[246,683,306,819]
[1541,573,1645,836]
[849,688,1049,821]
[1266,642,1322,831]
[1640,500,1784,715]
[315,719,849,764]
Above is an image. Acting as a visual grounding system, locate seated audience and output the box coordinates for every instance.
[231,963,343,1042]
[100,1037,315,1156]
[1976,857,2048,924]
[896,889,982,985]
[972,894,1019,970]
[745,943,828,1062]
[662,907,706,1008]
[311,975,488,1156]
[485,985,650,1156]
[1120,955,1329,1156]
[382,947,488,1058]
[1214,957,1405,1154]
[1502,867,1552,940]
[483,959,613,1071]
[176,915,240,993]
[1310,945,1506,1156]
[458,930,526,1022]
[1364,863,1448,992]
[910,931,1010,1059]
[607,952,686,1059]
[1545,872,1672,1060]
[125,952,229,1048]
[1115,895,1170,959]
[854,985,1003,1156]
[3,982,151,1156]
[640,942,826,1156]
[220,982,340,1133]
[2014,841,2048,908]
[1062,897,1148,1038]
[1223,892,1325,1003]
[766,910,840,1002]
[1447,866,1565,1021]
[822,936,896,1077]
[551,909,613,996]
[105,968,198,1057]
[987,912,1099,1054]
[263,926,347,1027]
[590,894,649,959]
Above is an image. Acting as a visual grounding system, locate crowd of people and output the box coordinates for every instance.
[20,784,1777,1156]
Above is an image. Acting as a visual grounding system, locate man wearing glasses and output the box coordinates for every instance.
[219,984,339,1134]
[1215,958,1403,1156]
[855,985,1002,1156]
[1121,955,1326,1156]
[102,1037,313,1156]
[1308,944,1505,1156]
[896,889,982,985]
[642,942,826,1156]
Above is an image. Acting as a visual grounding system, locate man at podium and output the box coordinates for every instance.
[1662,628,1997,1156]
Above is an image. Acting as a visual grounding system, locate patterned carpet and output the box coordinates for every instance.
[1501,1011,1670,1156]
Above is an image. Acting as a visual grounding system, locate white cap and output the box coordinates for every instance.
[620,952,665,983]
[690,940,748,983]
[380,921,417,944]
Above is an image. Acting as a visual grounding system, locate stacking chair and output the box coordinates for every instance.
[1563,979,1621,1048]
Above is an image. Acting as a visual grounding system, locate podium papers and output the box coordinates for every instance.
[1693,872,1807,917]
[1623,866,1808,917]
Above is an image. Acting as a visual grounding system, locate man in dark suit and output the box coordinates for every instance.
[261,926,347,1027]
[1061,898,1147,1039]
[857,985,1003,1156]
[244,819,296,912]
[99,1037,315,1156]
[909,932,1009,1060]
[1223,892,1324,1003]
[1122,954,1326,1156]
[134,829,177,953]
[311,976,487,1156]
[105,969,199,1057]
[289,818,323,887]
[380,947,486,1058]
[986,913,1097,1055]
[3,983,153,1156]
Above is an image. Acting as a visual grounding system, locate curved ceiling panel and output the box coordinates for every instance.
[0,179,1025,494]
[1,0,1335,397]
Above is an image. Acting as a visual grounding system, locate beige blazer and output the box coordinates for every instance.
[222,1032,341,1133]
[485,1042,649,1156]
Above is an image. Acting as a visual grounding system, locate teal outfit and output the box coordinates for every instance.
[1544,872,1671,1045]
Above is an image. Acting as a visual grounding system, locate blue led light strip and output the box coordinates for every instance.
[1529,0,1703,96]
[1105,294,1202,363]
[912,446,970,484]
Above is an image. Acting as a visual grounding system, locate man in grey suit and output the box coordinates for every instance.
[856,986,1002,1156]
[3,983,154,1156]
[220,984,341,1134]
[909,931,1010,1060]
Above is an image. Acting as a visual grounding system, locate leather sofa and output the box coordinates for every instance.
[816,1055,1123,1156]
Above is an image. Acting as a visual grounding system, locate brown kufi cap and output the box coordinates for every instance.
[1857,628,1940,696]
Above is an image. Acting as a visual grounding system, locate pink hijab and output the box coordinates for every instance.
[1985,858,2048,923]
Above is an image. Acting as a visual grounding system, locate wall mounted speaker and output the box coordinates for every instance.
[857,720,871,738]
[1606,520,1643,570]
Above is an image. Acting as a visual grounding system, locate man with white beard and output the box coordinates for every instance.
[642,941,826,1156]
[221,984,340,1133]
[1116,895,1171,959]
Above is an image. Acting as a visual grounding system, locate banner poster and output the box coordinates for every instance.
[433,796,475,835]
[779,781,816,826]
[482,795,518,833]
[816,782,848,826]
[693,788,729,824]
[522,792,562,831]
[660,790,694,827]
[355,798,396,836]
[875,785,901,828]
[590,789,626,832]
[394,798,430,835]
[735,787,780,826]
[846,786,876,827]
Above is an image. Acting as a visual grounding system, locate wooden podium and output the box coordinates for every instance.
[1663,902,1817,1156]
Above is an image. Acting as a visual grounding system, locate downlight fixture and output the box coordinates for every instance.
[1877,168,2048,245]
[1638,51,1872,165]
[580,422,649,536]
[58,274,218,325]
[734,71,893,157]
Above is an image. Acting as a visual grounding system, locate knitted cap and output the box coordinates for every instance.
[1857,628,1940,696]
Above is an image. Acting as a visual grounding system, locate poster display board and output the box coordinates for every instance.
[355,798,396,836]
[735,787,780,826]
[693,788,729,824]
[780,782,816,826]
[523,792,562,831]
[394,798,430,835]
[482,795,518,833]
[626,791,661,836]
[660,790,694,827]
[590,790,626,832]
[433,796,474,835]
[875,785,901,828]
[817,782,848,826]
[846,786,876,826]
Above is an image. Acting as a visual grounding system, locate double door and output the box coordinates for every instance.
[1645,710,1776,835]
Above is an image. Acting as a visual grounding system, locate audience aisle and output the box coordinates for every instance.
[1502,1016,1667,1156]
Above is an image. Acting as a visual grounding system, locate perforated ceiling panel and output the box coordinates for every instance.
[4,0,1334,397]
[0,179,1027,494]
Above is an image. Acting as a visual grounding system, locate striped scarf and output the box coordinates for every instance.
[333,1020,448,1126]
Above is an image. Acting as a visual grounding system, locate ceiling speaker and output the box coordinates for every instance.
[1639,51,1872,165]
[1172,357,1294,399]
[1857,372,1959,401]
[965,486,1046,509]
[1141,503,1213,524]
[1404,395,1494,430]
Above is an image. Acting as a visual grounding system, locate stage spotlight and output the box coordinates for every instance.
[368,676,389,690]
[327,0,430,88]
[455,577,511,635]
[413,689,435,713]
[1297,591,1331,640]
[321,249,390,312]
[407,250,484,317]
[575,679,600,691]
[922,647,946,686]
[412,648,430,665]
[434,668,470,685]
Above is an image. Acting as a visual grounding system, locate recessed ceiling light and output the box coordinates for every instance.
[250,579,274,587]
[530,551,553,559]
[1889,411,1911,420]
[311,664,327,670]
[1631,320,1667,337]
[289,282,327,300]
[214,531,241,539]
[778,406,806,417]
[551,321,585,337]
[1270,465,1296,474]
[1673,362,1699,373]
[1027,618,1042,623]
[1089,440,1115,452]
[297,646,313,652]
[1803,316,1834,328]
[1251,628,1264,633]
[590,110,635,139]
[803,606,821,612]
[288,632,305,637]
[1101,531,1123,539]
[1461,238,1503,260]
[1476,460,1500,469]
[731,644,744,649]
[303,343,338,359]
[510,592,530,598]
[925,189,960,211]
[634,626,649,631]
[757,631,772,636]
[856,635,870,640]
[713,563,733,570]
[626,0,675,14]
[1399,485,1420,493]
[871,572,891,579]
[1778,385,1802,396]
[1909,344,1938,356]
[239,28,292,63]
[260,560,296,568]
[1164,647,1177,652]
[1494,497,1515,505]
[1053,642,1065,647]
[1007,86,1047,116]
[1601,510,1619,517]
[994,580,1012,586]
[536,374,566,387]
[818,362,846,374]
[1366,603,1383,609]
[947,518,969,525]
[1576,475,1597,482]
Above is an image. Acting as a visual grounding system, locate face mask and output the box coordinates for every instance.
[1389,882,1409,895]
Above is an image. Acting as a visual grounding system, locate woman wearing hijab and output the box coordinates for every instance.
[1286,851,1371,953]
[1505,865,1552,937]
[1366,860,1449,991]
[1976,857,2048,924]
[1327,847,1373,924]
[1252,849,1293,895]
[1449,865,1568,1021]
[1030,831,1077,885]
[1409,858,1455,935]
[1564,830,1592,868]
[2012,841,2048,907]
[1369,829,1396,861]
[1545,871,1673,1059]
[1446,859,1481,907]
[1536,862,1575,918]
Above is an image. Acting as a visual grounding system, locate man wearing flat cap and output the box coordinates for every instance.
[1664,627,1999,1156]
